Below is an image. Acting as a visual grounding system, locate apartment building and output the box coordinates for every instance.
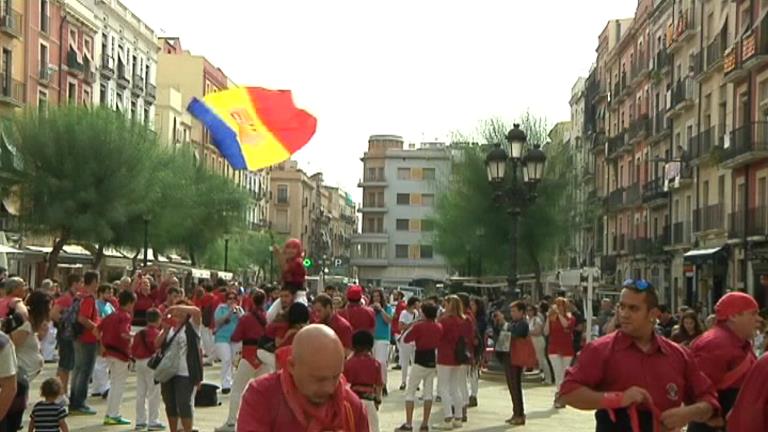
[88,0,158,127]
[352,135,450,289]
[579,0,768,311]
[0,0,26,116]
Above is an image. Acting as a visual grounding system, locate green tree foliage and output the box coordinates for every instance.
[432,113,570,292]
[199,230,275,277]
[14,106,161,277]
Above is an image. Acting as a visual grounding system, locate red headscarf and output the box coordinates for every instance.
[279,368,354,432]
[283,239,306,286]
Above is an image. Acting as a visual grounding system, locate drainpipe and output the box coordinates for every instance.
[58,12,68,103]
[741,0,756,299]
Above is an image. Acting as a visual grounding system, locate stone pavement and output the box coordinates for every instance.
[26,362,596,431]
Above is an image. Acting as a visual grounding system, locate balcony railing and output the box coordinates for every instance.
[601,255,617,273]
[658,225,672,247]
[642,178,668,203]
[628,115,650,142]
[0,73,25,106]
[706,38,723,71]
[724,41,742,78]
[145,83,156,102]
[631,52,649,82]
[606,187,624,211]
[721,122,768,165]
[101,54,115,77]
[607,131,626,157]
[670,77,695,109]
[730,207,768,238]
[625,183,641,205]
[691,51,704,76]
[132,74,144,94]
[83,57,96,84]
[693,203,725,232]
[654,49,670,71]
[653,111,669,136]
[668,9,696,49]
[690,124,721,160]
[629,237,653,255]
[117,61,130,88]
[0,9,22,38]
[741,13,768,69]
[66,49,83,74]
[672,221,691,245]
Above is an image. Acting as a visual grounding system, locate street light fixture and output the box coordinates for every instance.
[485,124,547,300]
[142,215,151,267]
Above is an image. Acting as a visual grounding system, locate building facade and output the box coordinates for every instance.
[576,0,768,311]
[352,135,450,289]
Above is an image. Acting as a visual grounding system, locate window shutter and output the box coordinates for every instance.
[412,167,423,180]
[411,193,422,205]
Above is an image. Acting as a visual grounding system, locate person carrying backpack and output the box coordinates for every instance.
[435,295,470,430]
[68,271,101,416]
[49,274,83,406]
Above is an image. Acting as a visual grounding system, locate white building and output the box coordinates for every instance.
[88,0,159,128]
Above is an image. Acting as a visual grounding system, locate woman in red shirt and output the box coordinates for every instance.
[545,297,575,408]
[435,295,470,430]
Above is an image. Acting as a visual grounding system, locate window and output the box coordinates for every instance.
[421,219,434,232]
[99,83,107,105]
[69,28,78,51]
[420,245,433,259]
[395,245,409,258]
[276,209,289,233]
[83,36,92,58]
[39,43,48,75]
[144,106,151,126]
[67,81,77,104]
[2,48,11,96]
[423,168,436,180]
[37,90,47,113]
[82,87,90,106]
[397,168,411,180]
[277,184,289,204]
[422,194,435,206]
[396,193,410,205]
[40,0,49,33]
[396,219,409,231]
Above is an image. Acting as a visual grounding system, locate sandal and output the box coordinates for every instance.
[419,424,429,431]
[396,424,413,431]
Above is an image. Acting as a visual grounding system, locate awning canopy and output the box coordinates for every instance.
[0,245,21,254]
[684,246,729,264]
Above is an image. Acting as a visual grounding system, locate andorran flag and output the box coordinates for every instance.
[187,87,317,170]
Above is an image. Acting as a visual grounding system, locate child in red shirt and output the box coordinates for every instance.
[272,238,306,286]
[131,308,164,430]
[98,290,136,426]
[344,331,382,432]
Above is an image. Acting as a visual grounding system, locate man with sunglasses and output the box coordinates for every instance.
[560,279,720,431]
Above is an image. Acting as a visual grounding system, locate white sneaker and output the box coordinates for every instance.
[452,419,463,428]
[433,420,453,430]
[214,423,235,432]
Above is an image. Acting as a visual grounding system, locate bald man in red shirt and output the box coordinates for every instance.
[560,282,720,432]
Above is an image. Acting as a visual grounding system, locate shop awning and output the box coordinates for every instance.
[684,246,728,264]
[0,245,21,253]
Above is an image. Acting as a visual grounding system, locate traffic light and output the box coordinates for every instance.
[303,258,313,269]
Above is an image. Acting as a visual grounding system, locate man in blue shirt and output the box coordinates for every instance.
[370,289,394,395]
[214,292,244,394]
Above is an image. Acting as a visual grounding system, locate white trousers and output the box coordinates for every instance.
[135,359,161,425]
[437,365,463,420]
[105,357,130,418]
[363,399,379,432]
[91,355,110,395]
[215,342,237,390]
[532,336,553,383]
[457,365,469,408]
[398,342,414,385]
[405,364,436,402]
[226,359,271,425]
[548,354,573,392]
[41,322,57,361]
[202,327,217,360]
[372,340,390,386]
[469,366,479,397]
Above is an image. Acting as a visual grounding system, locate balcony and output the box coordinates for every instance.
[116,61,130,89]
[593,80,608,102]
[144,83,156,103]
[101,54,115,78]
[667,9,697,53]
[651,111,670,141]
[0,9,22,39]
[358,202,387,213]
[729,207,768,239]
[689,124,722,162]
[38,66,52,85]
[693,203,725,232]
[654,49,670,72]
[592,132,607,153]
[0,74,24,107]
[657,225,672,247]
[642,178,668,207]
[628,114,650,144]
[624,183,641,206]
[665,160,693,190]
[132,74,144,96]
[671,221,692,246]
[668,77,695,116]
[720,122,768,169]
[690,51,704,77]
[606,131,628,158]
[704,38,723,74]
[66,49,84,76]
[741,13,768,72]
[724,41,747,83]
[630,52,650,86]
[83,57,96,84]
[618,234,627,253]
[629,237,653,256]
[357,176,387,187]
[600,255,617,274]
[605,187,624,212]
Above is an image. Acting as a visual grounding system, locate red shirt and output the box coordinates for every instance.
[135,292,155,313]
[561,331,720,415]
[690,323,756,390]
[131,325,160,360]
[231,310,267,344]
[55,291,74,309]
[242,295,255,313]
[282,258,306,286]
[392,301,406,335]
[318,313,352,350]
[727,354,768,432]
[404,320,443,350]
[98,309,132,361]
[437,315,466,366]
[78,293,99,344]
[547,315,576,356]
[237,372,369,432]
[344,353,382,388]
[339,304,375,334]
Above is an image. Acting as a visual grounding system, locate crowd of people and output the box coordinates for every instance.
[0,238,766,432]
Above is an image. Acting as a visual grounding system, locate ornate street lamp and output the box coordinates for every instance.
[485,124,547,299]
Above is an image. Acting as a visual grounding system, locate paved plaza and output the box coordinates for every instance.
[24,362,596,432]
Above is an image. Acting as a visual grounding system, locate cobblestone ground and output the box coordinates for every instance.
[26,362,596,432]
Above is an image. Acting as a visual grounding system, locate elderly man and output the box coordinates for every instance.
[237,324,369,431]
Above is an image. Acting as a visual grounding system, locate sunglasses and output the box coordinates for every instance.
[622,278,652,290]
[227,297,237,301]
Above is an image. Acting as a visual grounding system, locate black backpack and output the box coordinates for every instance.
[454,335,471,364]
[201,304,215,328]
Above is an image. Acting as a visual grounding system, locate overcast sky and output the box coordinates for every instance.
[122,0,638,200]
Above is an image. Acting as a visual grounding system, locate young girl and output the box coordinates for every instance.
[30,378,69,432]
[267,239,307,323]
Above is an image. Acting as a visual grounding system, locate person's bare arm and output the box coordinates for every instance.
[50,303,63,323]
[60,420,69,432]
[272,245,286,271]
[169,305,202,327]
[659,402,712,429]
[0,375,17,420]
[560,385,653,411]
[10,328,30,348]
